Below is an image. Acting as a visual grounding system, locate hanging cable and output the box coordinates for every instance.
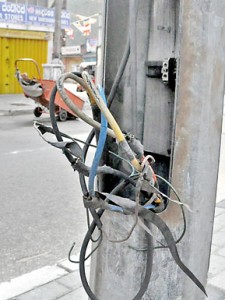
[107,37,130,108]
[154,174,187,248]
[77,30,135,251]
[34,0,207,294]
[88,86,108,197]
[79,182,154,300]
[49,80,102,230]
[38,68,206,299]
[82,71,142,172]
[129,0,139,136]
[56,73,116,138]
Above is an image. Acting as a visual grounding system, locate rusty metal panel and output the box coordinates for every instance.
[101,0,176,156]
[143,0,176,156]
[0,34,48,94]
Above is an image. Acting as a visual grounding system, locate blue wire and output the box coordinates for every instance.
[144,204,156,209]
[88,85,108,197]
[108,204,124,213]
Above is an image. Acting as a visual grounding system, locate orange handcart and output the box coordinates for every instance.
[15,58,85,121]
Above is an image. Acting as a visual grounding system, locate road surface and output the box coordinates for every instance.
[0,113,94,283]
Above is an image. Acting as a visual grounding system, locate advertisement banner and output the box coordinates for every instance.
[61,10,70,29]
[0,2,26,24]
[0,2,70,28]
[86,38,97,52]
[26,5,55,27]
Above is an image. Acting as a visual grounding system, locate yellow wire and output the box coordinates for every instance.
[82,72,142,172]
[83,73,125,142]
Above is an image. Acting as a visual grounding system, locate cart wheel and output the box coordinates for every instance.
[58,109,68,122]
[34,107,42,117]
[68,113,77,120]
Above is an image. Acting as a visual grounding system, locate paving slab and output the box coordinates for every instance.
[12,281,70,300]
[206,284,225,300]
[217,199,225,209]
[0,265,67,300]
[208,269,225,291]
[57,271,83,291]
[57,287,88,300]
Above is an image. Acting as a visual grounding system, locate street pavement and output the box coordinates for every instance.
[0,94,225,300]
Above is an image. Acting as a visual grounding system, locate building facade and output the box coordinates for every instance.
[0,0,101,94]
[0,0,68,93]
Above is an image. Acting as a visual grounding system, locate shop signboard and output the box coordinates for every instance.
[61,45,81,55]
[0,1,70,28]
[26,5,55,27]
[0,2,26,24]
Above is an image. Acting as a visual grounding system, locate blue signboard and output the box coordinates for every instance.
[0,2,70,28]
[61,10,70,29]
[26,5,55,27]
[0,2,26,24]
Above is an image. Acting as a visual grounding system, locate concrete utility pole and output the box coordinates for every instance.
[89,0,225,299]
[52,0,63,61]
[43,0,65,81]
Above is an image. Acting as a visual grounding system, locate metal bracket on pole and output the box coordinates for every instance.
[145,58,177,91]
[145,60,162,78]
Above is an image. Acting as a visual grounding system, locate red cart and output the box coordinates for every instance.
[15,58,85,121]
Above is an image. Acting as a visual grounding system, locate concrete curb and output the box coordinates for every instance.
[0,249,91,300]
[0,265,68,300]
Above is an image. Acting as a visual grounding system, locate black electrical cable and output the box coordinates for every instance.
[45,2,204,297]
[154,175,187,249]
[107,38,130,108]
[76,0,133,201]
[74,161,137,186]
[46,58,192,299]
[133,228,153,300]
[79,182,154,300]
[80,192,206,297]
[68,231,103,264]
[49,81,102,229]
[77,18,133,212]
[79,209,104,300]
[78,13,131,200]
[57,73,112,136]
[77,29,132,236]
[86,208,102,243]
[49,77,137,230]
[79,128,104,239]
[47,5,153,299]
[129,0,139,136]
[76,12,149,299]
[35,122,97,149]
[79,129,95,196]
[49,84,74,163]
[137,207,207,296]
[80,213,153,300]
[47,40,155,299]
[77,6,132,195]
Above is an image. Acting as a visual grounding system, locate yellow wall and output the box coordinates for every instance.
[0,30,48,94]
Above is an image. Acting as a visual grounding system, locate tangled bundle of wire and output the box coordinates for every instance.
[34,1,206,298]
[34,65,206,299]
